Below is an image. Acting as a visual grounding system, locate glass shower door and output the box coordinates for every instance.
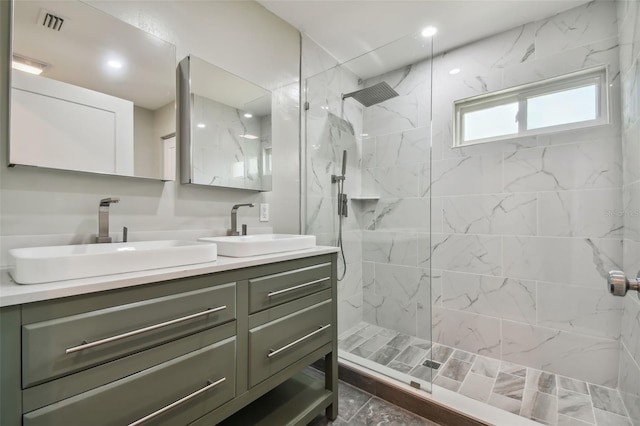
[302,32,434,393]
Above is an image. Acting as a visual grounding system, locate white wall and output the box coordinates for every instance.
[0,0,301,264]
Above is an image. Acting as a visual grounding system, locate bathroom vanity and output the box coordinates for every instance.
[0,248,338,425]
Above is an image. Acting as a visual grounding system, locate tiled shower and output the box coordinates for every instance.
[303,1,640,424]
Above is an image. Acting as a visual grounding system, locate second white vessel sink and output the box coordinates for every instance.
[198,234,316,257]
[9,240,218,285]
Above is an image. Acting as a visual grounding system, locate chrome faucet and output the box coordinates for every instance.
[229,203,254,236]
[96,197,120,243]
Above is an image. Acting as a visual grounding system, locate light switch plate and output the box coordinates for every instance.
[259,203,269,222]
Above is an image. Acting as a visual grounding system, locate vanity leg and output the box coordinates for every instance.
[325,350,339,420]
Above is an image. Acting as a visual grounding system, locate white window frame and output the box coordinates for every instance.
[453,66,609,147]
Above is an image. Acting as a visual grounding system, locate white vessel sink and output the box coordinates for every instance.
[9,240,218,285]
[198,234,316,257]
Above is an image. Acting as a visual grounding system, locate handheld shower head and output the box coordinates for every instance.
[341,150,347,177]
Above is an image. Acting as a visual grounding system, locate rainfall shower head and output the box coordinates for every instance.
[342,81,399,107]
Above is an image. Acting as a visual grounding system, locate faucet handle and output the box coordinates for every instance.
[100,197,120,206]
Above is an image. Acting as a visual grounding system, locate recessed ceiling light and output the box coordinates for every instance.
[421,26,438,38]
[197,123,206,128]
[107,60,123,69]
[12,54,47,75]
[360,133,369,137]
[239,134,259,140]
[243,113,253,118]
[449,68,461,75]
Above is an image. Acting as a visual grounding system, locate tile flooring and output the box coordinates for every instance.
[339,322,633,426]
[308,376,440,425]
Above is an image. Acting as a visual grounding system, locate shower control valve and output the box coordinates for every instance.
[607,270,640,299]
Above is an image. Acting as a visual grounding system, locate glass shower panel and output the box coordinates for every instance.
[303,32,434,393]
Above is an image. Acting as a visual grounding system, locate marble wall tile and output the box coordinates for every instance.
[306,196,335,235]
[621,58,639,131]
[623,239,640,284]
[535,0,618,57]
[442,193,537,236]
[621,295,640,365]
[370,197,430,231]
[429,154,503,197]
[366,164,421,198]
[622,123,640,185]
[501,321,620,386]
[374,127,430,168]
[620,0,638,74]
[362,74,431,138]
[338,294,363,335]
[618,344,640,425]
[428,197,444,234]
[503,140,622,193]
[432,307,501,358]
[373,264,429,305]
[442,271,536,324]
[362,260,375,293]
[363,292,417,336]
[623,180,640,242]
[430,233,502,276]
[503,236,622,288]
[517,33,621,86]
[538,282,623,340]
[362,231,418,266]
[537,123,621,147]
[339,257,363,301]
[538,189,623,238]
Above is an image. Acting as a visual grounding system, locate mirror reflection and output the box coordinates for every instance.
[10,0,176,180]
[179,55,272,191]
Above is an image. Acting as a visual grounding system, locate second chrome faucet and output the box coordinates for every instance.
[97,197,120,243]
[229,203,254,236]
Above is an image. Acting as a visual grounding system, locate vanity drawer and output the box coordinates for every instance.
[22,282,236,387]
[248,262,331,313]
[248,299,332,387]
[23,337,236,426]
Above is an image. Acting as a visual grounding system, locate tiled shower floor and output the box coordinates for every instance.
[339,322,633,426]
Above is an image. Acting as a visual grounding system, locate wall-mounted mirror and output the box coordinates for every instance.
[9,0,176,180]
[178,55,272,191]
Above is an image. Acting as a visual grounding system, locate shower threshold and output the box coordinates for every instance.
[339,322,632,426]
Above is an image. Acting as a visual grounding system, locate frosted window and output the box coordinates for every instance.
[527,85,597,130]
[463,102,519,142]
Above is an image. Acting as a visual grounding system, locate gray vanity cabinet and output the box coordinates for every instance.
[22,283,236,387]
[249,298,332,387]
[0,252,338,426]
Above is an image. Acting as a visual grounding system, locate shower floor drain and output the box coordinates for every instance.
[422,360,441,369]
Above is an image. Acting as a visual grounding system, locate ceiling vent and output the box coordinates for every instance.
[38,9,65,31]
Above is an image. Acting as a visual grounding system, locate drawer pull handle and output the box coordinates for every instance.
[268,324,331,358]
[128,377,226,426]
[267,277,330,297]
[65,306,227,354]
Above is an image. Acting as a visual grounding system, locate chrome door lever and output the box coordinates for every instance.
[607,270,640,299]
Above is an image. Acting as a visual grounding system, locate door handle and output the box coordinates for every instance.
[607,270,640,299]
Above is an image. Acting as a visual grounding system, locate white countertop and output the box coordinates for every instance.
[0,246,339,307]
